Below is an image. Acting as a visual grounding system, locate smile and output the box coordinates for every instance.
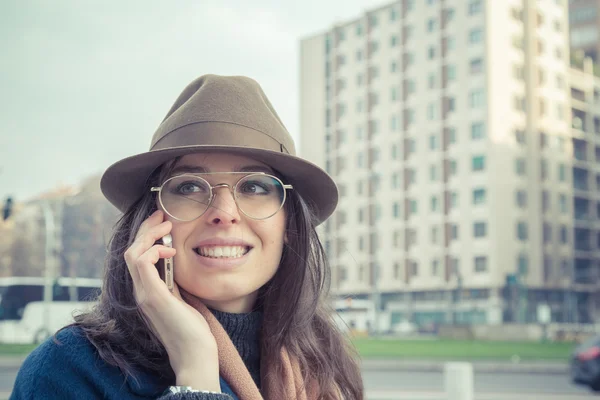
[194,246,251,259]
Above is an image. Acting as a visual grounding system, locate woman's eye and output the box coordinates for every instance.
[240,182,269,194]
[176,182,205,195]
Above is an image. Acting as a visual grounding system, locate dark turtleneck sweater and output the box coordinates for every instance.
[210,309,263,388]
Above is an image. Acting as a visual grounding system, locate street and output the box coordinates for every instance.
[1,364,595,399]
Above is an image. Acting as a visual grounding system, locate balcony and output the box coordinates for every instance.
[574,258,597,285]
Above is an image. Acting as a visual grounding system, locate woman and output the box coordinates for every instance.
[11,75,363,399]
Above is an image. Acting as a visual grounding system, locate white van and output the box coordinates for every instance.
[0,301,94,344]
[0,276,101,344]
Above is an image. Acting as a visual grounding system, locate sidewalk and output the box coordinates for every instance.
[361,359,569,374]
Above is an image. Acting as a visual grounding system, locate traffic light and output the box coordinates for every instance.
[2,197,13,221]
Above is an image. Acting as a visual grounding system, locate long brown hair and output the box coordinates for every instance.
[72,166,363,399]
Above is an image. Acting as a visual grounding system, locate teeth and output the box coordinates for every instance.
[197,246,248,259]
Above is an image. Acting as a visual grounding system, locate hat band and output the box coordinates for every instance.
[151,122,291,154]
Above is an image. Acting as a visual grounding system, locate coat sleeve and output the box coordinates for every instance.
[10,337,106,400]
[157,391,233,400]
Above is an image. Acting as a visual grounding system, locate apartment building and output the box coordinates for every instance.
[569,0,600,62]
[300,0,599,328]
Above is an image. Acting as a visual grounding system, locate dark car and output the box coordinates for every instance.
[571,335,600,391]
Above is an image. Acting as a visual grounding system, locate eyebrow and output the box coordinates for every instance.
[169,164,274,176]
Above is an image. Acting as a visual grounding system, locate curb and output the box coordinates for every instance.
[360,359,569,374]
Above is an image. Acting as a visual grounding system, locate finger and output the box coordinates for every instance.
[126,242,175,294]
[135,209,166,240]
[135,245,177,297]
[127,220,172,263]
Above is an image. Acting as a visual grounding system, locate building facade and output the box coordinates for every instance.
[300,0,600,329]
[569,0,600,62]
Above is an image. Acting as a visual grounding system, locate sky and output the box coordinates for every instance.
[1,0,381,202]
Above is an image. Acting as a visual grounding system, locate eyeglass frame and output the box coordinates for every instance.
[150,172,294,221]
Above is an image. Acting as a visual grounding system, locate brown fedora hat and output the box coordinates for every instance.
[100,74,337,224]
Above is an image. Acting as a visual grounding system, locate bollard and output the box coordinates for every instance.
[444,362,474,400]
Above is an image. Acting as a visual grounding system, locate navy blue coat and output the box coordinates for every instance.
[10,326,238,400]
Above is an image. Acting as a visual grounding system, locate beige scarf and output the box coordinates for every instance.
[180,290,319,400]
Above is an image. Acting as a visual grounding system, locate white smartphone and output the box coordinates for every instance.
[161,234,174,293]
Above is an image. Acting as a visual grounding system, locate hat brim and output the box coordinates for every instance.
[100,145,338,225]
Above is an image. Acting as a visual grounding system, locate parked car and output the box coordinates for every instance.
[571,335,600,392]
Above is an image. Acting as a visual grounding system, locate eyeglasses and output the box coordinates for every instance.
[150,172,293,221]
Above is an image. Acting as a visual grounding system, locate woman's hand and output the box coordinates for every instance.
[124,209,220,392]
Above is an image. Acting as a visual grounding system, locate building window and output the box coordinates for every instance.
[410,199,418,215]
[542,190,550,213]
[410,261,418,277]
[393,201,401,219]
[516,158,526,176]
[468,0,482,15]
[390,7,398,21]
[427,103,437,120]
[390,115,398,132]
[516,190,527,208]
[518,254,528,276]
[431,196,438,212]
[514,96,526,112]
[446,65,457,81]
[391,61,398,73]
[427,18,437,32]
[473,188,486,205]
[356,23,363,36]
[517,221,528,241]
[428,46,436,59]
[559,194,567,214]
[515,129,526,144]
[471,122,485,139]
[543,223,552,243]
[391,87,398,102]
[470,58,483,74]
[449,159,457,176]
[391,35,398,47]
[474,256,487,272]
[448,128,457,144]
[514,65,525,80]
[451,192,458,208]
[428,73,436,89]
[391,145,398,160]
[430,165,438,181]
[432,260,440,276]
[429,134,438,150]
[431,226,438,244]
[472,155,485,171]
[473,222,487,238]
[392,172,400,189]
[559,164,566,182]
[470,89,485,108]
[357,74,364,87]
[393,263,401,279]
[469,28,483,44]
[356,50,363,62]
[451,224,459,240]
[560,225,568,244]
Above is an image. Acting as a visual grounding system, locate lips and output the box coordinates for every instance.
[193,237,253,260]
[193,246,250,259]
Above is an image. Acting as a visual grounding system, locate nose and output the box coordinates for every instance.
[203,185,241,225]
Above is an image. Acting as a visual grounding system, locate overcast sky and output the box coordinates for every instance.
[1,0,381,202]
